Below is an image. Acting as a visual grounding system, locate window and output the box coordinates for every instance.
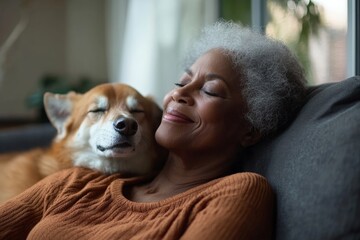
[220,0,356,84]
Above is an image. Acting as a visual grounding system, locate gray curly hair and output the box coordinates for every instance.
[182,20,307,135]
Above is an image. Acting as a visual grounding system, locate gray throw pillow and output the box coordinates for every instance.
[240,76,360,240]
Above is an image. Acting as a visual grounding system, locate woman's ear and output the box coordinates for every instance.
[239,127,262,148]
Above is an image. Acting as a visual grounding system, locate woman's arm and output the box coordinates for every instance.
[0,169,73,239]
[181,173,275,240]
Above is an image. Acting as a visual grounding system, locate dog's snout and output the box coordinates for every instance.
[113,117,138,136]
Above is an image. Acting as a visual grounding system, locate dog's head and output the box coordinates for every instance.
[44,83,167,175]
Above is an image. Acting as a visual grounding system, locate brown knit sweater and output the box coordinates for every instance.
[0,167,274,240]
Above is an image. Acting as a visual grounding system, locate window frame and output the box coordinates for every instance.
[354,0,360,75]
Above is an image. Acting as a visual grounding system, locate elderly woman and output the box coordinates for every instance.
[0,21,306,239]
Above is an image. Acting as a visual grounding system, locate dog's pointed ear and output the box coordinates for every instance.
[43,91,80,139]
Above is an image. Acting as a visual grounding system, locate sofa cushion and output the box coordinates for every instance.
[240,76,360,240]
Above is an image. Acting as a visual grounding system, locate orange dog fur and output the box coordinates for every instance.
[0,83,167,203]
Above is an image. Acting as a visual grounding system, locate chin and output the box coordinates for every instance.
[155,125,179,150]
[155,126,168,148]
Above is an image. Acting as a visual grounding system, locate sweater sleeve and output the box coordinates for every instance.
[180,173,275,240]
[0,168,77,239]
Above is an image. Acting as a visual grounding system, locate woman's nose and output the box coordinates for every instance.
[171,87,194,105]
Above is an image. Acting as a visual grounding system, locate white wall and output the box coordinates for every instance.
[66,0,107,81]
[0,0,107,120]
[0,0,66,119]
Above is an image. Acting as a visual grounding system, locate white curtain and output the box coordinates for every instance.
[106,0,218,105]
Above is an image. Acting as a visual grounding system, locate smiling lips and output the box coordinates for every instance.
[163,109,194,123]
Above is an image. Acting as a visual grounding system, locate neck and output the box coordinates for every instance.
[163,152,232,183]
[129,150,237,202]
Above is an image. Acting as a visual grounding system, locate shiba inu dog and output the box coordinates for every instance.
[0,83,167,203]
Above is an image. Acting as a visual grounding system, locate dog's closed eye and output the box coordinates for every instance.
[89,108,107,113]
[129,109,144,114]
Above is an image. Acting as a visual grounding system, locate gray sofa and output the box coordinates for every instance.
[241,76,360,240]
[0,76,359,239]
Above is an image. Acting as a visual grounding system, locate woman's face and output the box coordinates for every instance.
[155,49,254,155]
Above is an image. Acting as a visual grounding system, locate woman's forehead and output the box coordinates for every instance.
[191,49,235,75]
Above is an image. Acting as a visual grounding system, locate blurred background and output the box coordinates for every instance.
[0,0,357,127]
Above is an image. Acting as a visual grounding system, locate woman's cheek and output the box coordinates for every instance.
[162,92,172,108]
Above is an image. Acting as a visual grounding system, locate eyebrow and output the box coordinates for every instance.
[96,96,108,108]
[126,95,139,109]
[185,68,227,82]
[185,68,193,76]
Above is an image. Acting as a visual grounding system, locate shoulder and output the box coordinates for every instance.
[190,173,275,240]
[216,172,271,190]
[208,172,273,202]
[182,173,274,239]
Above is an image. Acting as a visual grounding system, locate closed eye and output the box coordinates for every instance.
[202,90,220,97]
[130,109,144,114]
[175,83,223,98]
[175,82,185,87]
[88,108,106,113]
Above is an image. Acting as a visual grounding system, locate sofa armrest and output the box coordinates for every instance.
[0,124,56,153]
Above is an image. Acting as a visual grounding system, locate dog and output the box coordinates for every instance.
[0,83,167,203]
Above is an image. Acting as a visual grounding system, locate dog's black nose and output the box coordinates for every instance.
[113,117,138,136]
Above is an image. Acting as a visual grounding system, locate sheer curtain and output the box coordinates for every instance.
[106,0,218,104]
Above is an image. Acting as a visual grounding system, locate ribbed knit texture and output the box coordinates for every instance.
[0,167,274,240]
